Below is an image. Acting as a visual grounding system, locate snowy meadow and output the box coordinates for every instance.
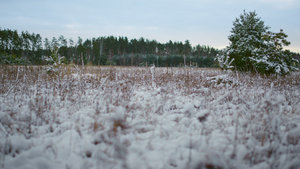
[0,65,300,169]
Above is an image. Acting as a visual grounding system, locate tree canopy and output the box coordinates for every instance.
[0,28,218,67]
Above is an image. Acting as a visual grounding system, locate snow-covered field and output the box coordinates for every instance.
[0,66,299,169]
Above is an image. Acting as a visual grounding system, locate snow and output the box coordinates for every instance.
[0,66,300,169]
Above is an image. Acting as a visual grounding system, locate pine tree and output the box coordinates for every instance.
[255,29,298,75]
[219,11,298,75]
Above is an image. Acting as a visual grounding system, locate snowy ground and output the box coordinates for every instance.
[0,66,300,169]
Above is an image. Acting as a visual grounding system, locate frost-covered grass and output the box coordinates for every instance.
[0,65,299,169]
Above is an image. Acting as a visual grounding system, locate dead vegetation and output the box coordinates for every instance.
[0,65,299,169]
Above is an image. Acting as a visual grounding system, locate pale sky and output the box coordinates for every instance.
[1,0,300,52]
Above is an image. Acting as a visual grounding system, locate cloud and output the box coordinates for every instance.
[260,0,296,2]
[1,0,299,52]
[257,0,299,9]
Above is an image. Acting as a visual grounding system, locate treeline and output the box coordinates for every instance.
[0,28,219,67]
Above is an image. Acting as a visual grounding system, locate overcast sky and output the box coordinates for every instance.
[1,0,300,52]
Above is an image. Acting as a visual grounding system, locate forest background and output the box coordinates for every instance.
[0,28,220,67]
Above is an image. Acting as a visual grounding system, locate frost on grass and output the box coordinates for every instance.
[0,65,299,169]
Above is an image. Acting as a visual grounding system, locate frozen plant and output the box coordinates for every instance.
[216,51,235,73]
[150,64,156,88]
[44,45,66,73]
[1,66,299,169]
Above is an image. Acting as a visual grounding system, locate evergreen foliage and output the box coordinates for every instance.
[0,28,218,67]
[218,11,299,75]
[44,45,66,72]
